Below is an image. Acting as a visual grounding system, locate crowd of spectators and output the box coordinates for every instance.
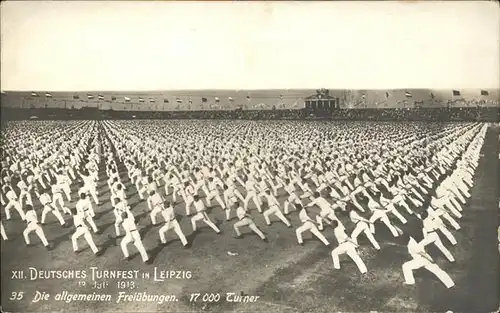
[1,106,498,122]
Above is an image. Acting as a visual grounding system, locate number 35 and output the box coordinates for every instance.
[9,292,24,301]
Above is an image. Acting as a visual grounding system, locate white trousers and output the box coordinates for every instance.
[72,226,99,253]
[263,205,290,226]
[296,221,329,246]
[316,210,342,231]
[369,210,399,237]
[402,256,454,288]
[351,222,380,250]
[421,231,455,262]
[121,230,149,262]
[244,191,262,212]
[234,218,265,239]
[331,242,367,273]
[19,190,33,208]
[191,212,220,233]
[159,220,188,246]
[24,222,49,246]
[150,206,162,225]
[284,193,301,214]
[5,200,25,220]
[41,204,65,225]
[1,221,7,240]
[53,193,71,214]
[206,191,226,209]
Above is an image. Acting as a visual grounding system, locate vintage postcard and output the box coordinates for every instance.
[0,1,499,313]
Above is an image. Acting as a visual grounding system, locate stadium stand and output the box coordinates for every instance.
[0,89,498,121]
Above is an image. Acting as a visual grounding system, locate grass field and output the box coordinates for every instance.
[1,121,498,313]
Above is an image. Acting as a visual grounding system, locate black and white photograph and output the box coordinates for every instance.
[1,1,499,313]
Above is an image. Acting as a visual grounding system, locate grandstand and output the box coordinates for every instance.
[0,89,498,122]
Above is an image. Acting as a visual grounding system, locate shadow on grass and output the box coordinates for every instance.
[51,230,73,250]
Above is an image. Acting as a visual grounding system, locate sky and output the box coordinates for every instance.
[1,1,499,91]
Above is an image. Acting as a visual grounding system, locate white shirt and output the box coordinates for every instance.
[194,200,205,212]
[40,193,52,205]
[76,199,92,214]
[147,182,158,193]
[25,210,38,224]
[299,208,311,223]
[6,190,17,201]
[245,180,256,192]
[308,197,331,212]
[224,188,237,201]
[333,225,349,244]
[160,206,175,222]
[423,217,439,232]
[195,172,204,181]
[236,206,247,220]
[284,183,295,195]
[325,172,336,183]
[171,176,180,186]
[148,193,164,210]
[132,168,141,178]
[379,196,391,207]
[57,174,70,185]
[73,213,85,228]
[349,210,366,224]
[407,238,428,259]
[111,181,121,192]
[81,174,94,186]
[184,184,195,196]
[367,198,381,211]
[207,180,219,192]
[258,180,269,192]
[17,181,29,191]
[122,216,138,233]
[114,202,131,218]
[264,194,279,207]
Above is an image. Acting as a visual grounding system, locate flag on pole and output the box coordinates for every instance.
[201,97,207,103]
[31,92,39,97]
[139,97,145,103]
[87,94,94,99]
[73,94,80,100]
[45,92,52,98]
[124,96,131,102]
[215,97,220,103]
[246,95,251,106]
[405,91,412,98]
[480,90,489,96]
[452,90,460,96]
[98,95,104,100]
